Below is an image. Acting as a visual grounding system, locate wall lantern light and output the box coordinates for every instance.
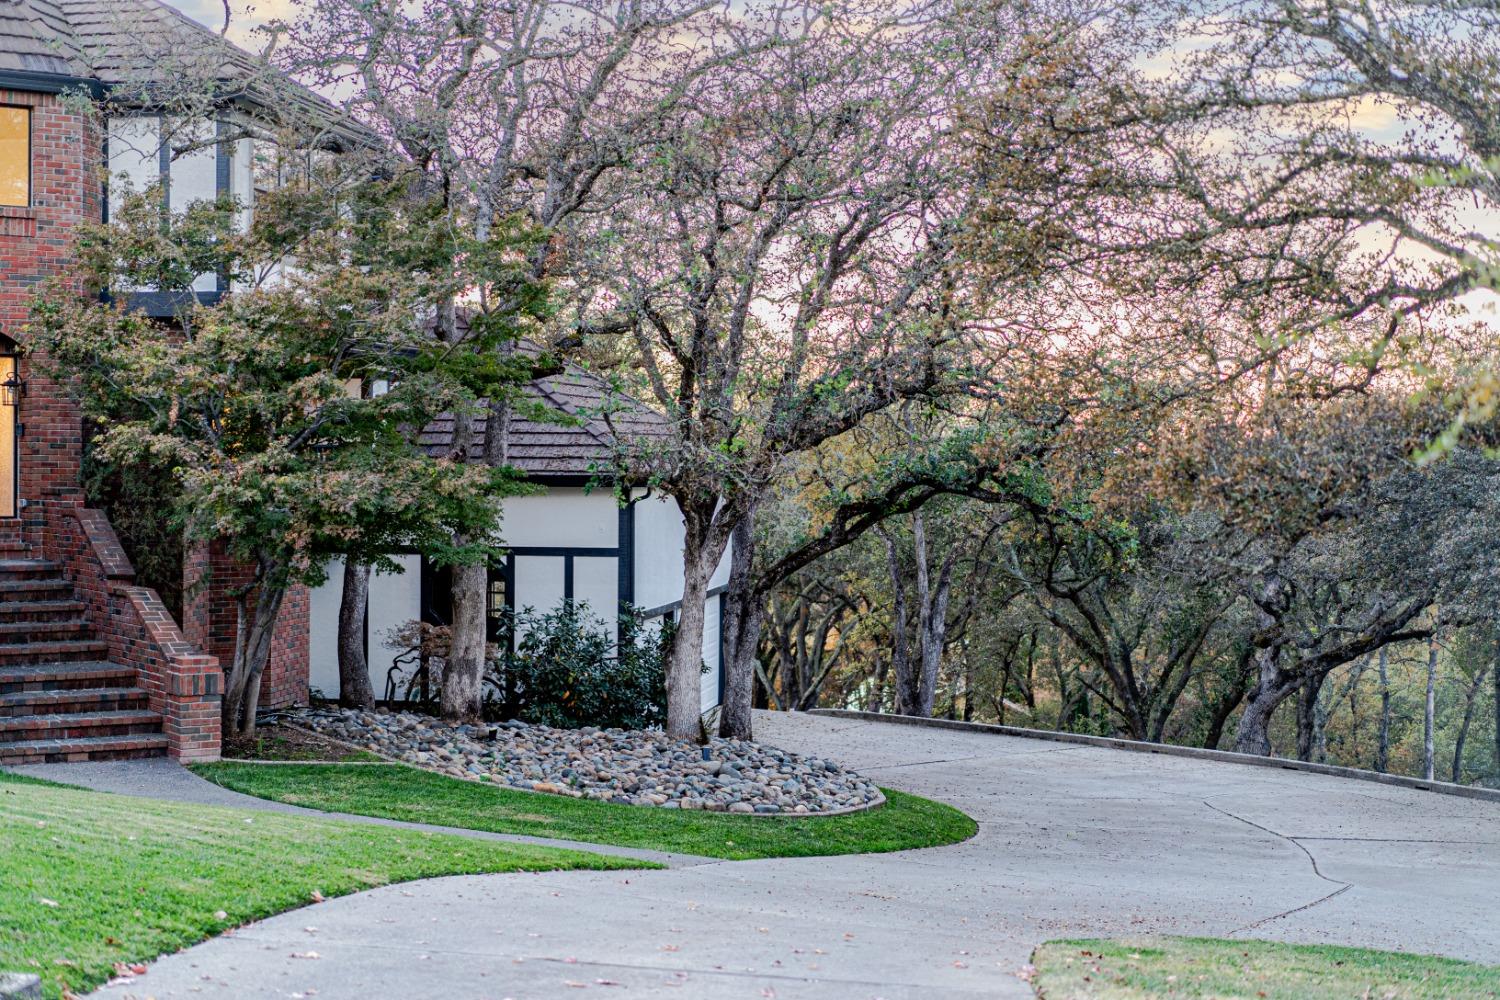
[0,371,24,407]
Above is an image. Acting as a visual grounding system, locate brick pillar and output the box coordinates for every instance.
[183,540,309,710]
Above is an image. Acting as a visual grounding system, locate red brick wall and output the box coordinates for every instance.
[183,540,309,711]
[41,501,221,761]
[0,89,97,515]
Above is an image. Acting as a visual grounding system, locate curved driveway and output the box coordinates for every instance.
[91,712,1500,1000]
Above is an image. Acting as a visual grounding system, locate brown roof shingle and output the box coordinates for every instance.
[418,359,672,481]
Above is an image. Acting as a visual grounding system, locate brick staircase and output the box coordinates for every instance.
[0,538,166,763]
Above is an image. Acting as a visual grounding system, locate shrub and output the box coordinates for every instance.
[488,603,676,730]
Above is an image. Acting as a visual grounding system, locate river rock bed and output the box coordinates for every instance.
[286,708,883,815]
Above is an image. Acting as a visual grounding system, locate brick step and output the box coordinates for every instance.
[0,579,75,602]
[0,559,63,581]
[0,661,135,694]
[0,685,149,717]
[0,600,88,624]
[0,709,162,743]
[0,619,93,644]
[0,640,109,666]
[0,732,168,764]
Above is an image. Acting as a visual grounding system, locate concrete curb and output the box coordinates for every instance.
[809,709,1500,805]
[0,972,40,1000]
[270,722,887,819]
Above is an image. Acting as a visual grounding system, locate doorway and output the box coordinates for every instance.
[0,352,18,519]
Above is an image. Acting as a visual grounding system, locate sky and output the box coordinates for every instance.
[166,0,286,47]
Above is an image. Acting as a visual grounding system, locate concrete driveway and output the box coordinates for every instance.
[89,711,1500,1000]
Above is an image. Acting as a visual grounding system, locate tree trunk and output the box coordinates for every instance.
[880,528,916,715]
[1234,649,1292,756]
[718,507,760,740]
[1452,659,1489,784]
[221,570,288,737]
[1234,572,1292,756]
[667,552,715,739]
[1424,633,1438,782]
[337,559,374,709]
[1493,634,1500,783]
[1295,674,1321,762]
[1376,646,1391,773]
[434,296,490,725]
[865,656,888,713]
[1201,650,1253,750]
[442,557,489,723]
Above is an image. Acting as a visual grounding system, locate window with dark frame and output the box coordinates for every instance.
[0,107,29,208]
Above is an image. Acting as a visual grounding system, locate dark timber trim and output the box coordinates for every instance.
[617,500,636,611]
[157,122,170,213]
[0,70,103,97]
[506,545,617,558]
[637,584,729,621]
[716,593,726,706]
[214,119,231,295]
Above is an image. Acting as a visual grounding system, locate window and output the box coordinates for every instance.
[0,107,28,208]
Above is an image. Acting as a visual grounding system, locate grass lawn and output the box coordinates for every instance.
[0,771,645,1000]
[221,722,384,762]
[193,761,977,860]
[1031,937,1500,999]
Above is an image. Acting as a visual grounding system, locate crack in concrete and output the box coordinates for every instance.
[862,745,1092,772]
[528,954,998,993]
[1290,837,1500,845]
[1204,801,1355,934]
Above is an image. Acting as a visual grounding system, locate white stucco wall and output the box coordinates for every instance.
[308,555,423,702]
[700,593,722,712]
[107,116,161,222]
[631,490,731,613]
[501,488,617,548]
[573,555,617,622]
[513,555,565,615]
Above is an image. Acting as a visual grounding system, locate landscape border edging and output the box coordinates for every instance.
[809,709,1500,804]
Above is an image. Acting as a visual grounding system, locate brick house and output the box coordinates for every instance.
[0,0,283,765]
[0,1,727,765]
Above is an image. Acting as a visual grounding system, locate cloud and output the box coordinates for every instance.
[163,0,294,46]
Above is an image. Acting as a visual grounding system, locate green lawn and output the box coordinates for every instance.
[1031,937,1500,999]
[0,771,644,1000]
[193,761,977,860]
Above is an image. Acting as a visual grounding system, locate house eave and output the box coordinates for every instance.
[0,69,104,98]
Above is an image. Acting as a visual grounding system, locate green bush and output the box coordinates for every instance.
[486,603,683,730]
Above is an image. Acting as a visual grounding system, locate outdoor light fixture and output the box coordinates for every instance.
[0,371,23,407]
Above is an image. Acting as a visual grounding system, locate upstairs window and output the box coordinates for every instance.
[0,107,28,207]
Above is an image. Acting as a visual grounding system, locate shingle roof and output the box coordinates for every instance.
[0,0,243,82]
[0,0,83,76]
[0,0,365,144]
[418,347,672,481]
[59,0,265,86]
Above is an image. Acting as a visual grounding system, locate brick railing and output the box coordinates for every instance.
[34,495,222,761]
